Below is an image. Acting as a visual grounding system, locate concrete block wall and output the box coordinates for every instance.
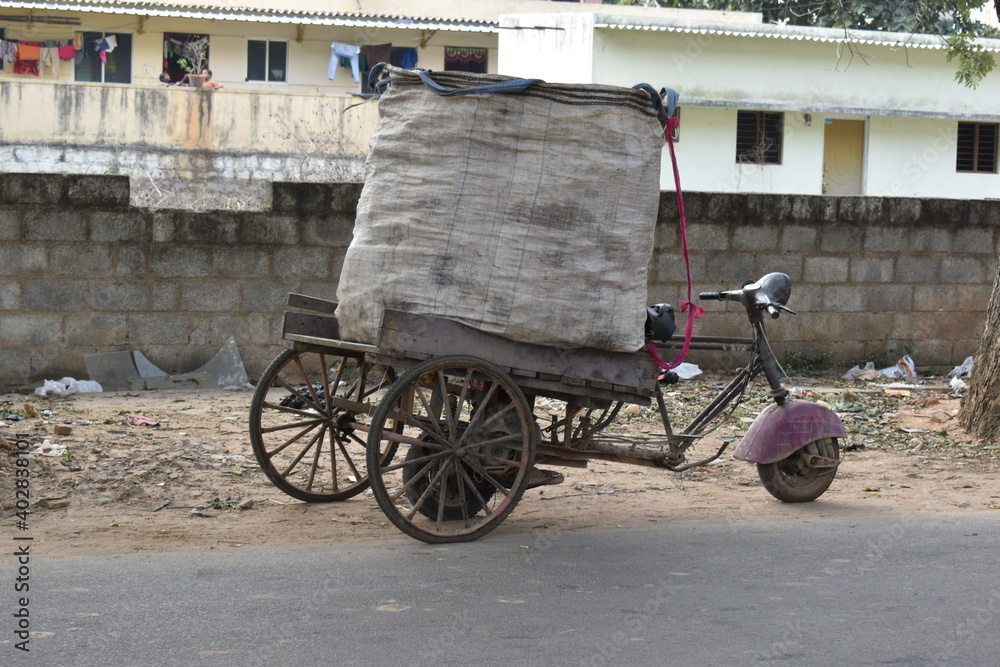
[1,174,996,389]
[649,192,998,369]
[0,174,361,389]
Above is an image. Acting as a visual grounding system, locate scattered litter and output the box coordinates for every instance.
[842,362,877,381]
[843,356,916,381]
[34,377,103,397]
[950,377,968,395]
[33,440,67,457]
[125,415,160,427]
[884,389,911,397]
[789,388,822,399]
[673,363,702,380]
[948,356,974,379]
[878,355,916,379]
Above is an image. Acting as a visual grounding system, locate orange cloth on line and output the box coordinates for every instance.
[17,42,41,60]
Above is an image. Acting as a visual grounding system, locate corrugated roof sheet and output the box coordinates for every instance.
[595,17,1000,53]
[0,1,499,32]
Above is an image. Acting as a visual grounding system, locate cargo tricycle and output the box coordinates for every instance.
[249,272,846,543]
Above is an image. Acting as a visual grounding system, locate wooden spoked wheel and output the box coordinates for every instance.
[366,355,536,543]
[249,348,397,502]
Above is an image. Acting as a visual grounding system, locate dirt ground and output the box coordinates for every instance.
[2,373,997,557]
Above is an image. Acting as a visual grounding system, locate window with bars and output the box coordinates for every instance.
[956,122,998,173]
[735,111,783,165]
[0,28,5,72]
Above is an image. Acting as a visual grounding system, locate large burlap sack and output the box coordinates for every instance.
[336,66,665,352]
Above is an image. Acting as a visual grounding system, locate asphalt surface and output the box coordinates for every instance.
[6,513,1000,666]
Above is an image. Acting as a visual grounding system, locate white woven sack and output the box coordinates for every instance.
[336,67,664,352]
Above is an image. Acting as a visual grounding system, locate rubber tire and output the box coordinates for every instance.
[756,437,840,503]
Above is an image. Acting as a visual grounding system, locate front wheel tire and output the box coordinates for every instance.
[757,437,840,503]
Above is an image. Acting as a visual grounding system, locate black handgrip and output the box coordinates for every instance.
[699,292,723,300]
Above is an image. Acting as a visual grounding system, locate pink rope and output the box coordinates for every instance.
[648,115,704,372]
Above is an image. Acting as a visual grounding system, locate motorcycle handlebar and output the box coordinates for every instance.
[698,275,797,318]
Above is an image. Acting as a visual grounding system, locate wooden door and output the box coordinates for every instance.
[822,120,865,195]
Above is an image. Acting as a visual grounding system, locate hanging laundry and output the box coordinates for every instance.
[390,47,418,69]
[40,47,59,74]
[58,44,75,60]
[96,35,117,64]
[360,43,392,68]
[0,40,18,64]
[13,40,41,76]
[330,42,360,82]
[13,61,39,76]
[16,41,41,60]
[73,32,83,51]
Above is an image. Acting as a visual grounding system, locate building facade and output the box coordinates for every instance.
[500,11,1000,199]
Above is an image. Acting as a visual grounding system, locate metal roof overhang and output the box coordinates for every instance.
[680,96,1000,123]
[0,1,500,32]
[594,18,1000,53]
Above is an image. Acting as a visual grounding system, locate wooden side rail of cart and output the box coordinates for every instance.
[279,293,663,407]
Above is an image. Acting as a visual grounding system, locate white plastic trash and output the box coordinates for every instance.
[34,377,103,397]
[673,363,702,380]
[948,356,974,379]
[877,355,916,379]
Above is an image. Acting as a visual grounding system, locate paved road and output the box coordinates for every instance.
[7,514,999,666]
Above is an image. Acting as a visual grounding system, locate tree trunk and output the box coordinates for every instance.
[959,259,1000,441]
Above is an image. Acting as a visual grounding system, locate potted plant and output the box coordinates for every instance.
[177,36,209,87]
